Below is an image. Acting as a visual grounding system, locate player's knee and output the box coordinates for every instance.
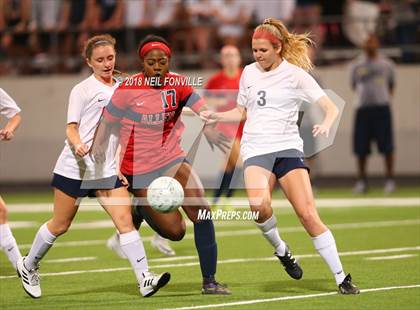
[49,220,72,236]
[249,196,271,212]
[161,223,186,241]
[297,205,319,227]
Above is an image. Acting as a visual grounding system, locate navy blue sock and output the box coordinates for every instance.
[194,219,217,279]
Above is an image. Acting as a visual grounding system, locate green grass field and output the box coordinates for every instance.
[1,188,419,309]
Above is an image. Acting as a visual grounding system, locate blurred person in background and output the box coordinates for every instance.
[292,0,324,48]
[214,0,252,47]
[350,34,396,194]
[0,87,22,270]
[57,0,96,73]
[28,0,62,73]
[0,0,31,74]
[205,45,244,207]
[186,0,219,68]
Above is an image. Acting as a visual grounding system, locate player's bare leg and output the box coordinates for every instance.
[244,165,302,279]
[280,168,359,294]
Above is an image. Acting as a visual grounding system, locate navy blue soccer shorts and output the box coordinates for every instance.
[51,173,124,198]
[353,105,394,156]
[243,149,309,179]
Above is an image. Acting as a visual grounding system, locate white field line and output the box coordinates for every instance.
[43,255,196,264]
[6,197,420,213]
[365,254,418,261]
[11,218,420,237]
[16,218,420,249]
[161,284,420,310]
[1,245,419,280]
[45,257,97,263]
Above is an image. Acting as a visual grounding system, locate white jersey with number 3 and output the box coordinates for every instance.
[53,74,119,180]
[237,60,326,161]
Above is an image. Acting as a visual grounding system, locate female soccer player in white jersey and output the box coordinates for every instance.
[16,35,170,299]
[201,18,360,294]
[0,88,22,270]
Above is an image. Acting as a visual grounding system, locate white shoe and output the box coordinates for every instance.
[353,180,367,194]
[106,233,127,259]
[16,256,41,298]
[139,271,171,297]
[151,233,175,256]
[384,179,396,194]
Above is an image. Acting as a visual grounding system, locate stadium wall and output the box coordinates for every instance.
[0,65,419,184]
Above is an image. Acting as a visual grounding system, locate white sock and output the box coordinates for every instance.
[25,223,57,270]
[255,215,287,256]
[312,230,345,284]
[0,223,22,269]
[119,230,149,284]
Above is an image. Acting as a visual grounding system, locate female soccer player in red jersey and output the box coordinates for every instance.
[205,45,244,206]
[100,35,230,295]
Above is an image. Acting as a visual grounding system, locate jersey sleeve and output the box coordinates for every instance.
[296,68,326,104]
[103,86,128,122]
[0,88,21,119]
[67,85,85,124]
[179,85,205,113]
[237,68,248,108]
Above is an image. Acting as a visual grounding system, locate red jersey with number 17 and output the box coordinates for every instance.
[102,72,205,175]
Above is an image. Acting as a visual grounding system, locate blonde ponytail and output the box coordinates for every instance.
[255,18,314,71]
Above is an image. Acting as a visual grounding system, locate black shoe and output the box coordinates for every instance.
[338,274,360,294]
[275,246,303,280]
[202,280,231,295]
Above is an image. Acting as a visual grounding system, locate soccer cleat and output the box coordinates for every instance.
[106,233,127,259]
[384,179,396,194]
[16,256,41,298]
[275,246,303,280]
[202,280,231,295]
[338,274,360,294]
[139,271,171,297]
[353,180,367,194]
[151,233,176,256]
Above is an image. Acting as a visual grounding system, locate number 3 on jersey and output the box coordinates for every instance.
[257,90,266,106]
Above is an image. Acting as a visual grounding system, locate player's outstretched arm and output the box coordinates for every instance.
[0,113,21,141]
[200,105,246,124]
[312,95,339,138]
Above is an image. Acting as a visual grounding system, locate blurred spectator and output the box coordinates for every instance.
[204,45,244,206]
[186,0,219,67]
[122,0,147,57]
[319,0,349,47]
[57,0,96,73]
[92,0,124,52]
[343,0,380,47]
[350,34,396,194]
[149,0,179,29]
[391,0,419,62]
[0,0,31,74]
[249,0,296,25]
[29,0,62,73]
[214,0,252,47]
[293,0,324,47]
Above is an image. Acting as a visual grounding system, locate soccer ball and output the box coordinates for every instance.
[147,177,184,213]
